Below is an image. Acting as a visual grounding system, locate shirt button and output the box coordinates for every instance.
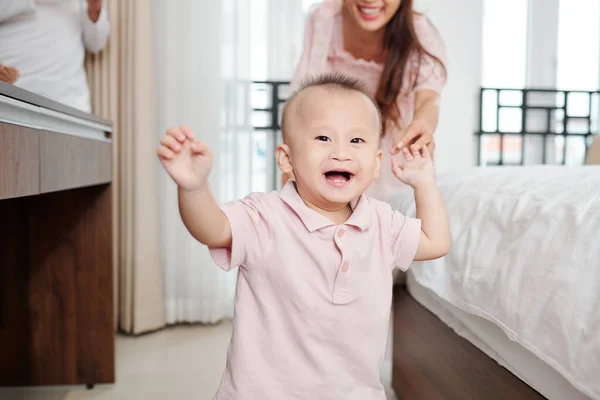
[338,229,344,238]
[342,262,349,273]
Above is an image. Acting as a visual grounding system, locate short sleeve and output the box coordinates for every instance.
[208,193,272,271]
[81,0,110,54]
[413,16,447,94]
[390,210,422,271]
[290,8,317,91]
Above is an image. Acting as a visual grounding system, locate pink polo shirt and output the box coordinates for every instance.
[209,181,421,399]
[291,0,447,202]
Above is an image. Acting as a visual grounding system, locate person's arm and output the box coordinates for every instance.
[392,17,447,155]
[178,185,232,248]
[392,146,450,261]
[414,89,440,131]
[81,0,110,54]
[392,89,440,156]
[413,178,450,261]
[159,126,273,272]
[157,126,231,247]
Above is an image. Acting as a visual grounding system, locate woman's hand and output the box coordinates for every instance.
[391,119,435,157]
[0,63,19,84]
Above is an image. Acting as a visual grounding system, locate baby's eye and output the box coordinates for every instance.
[316,136,331,142]
[350,138,365,144]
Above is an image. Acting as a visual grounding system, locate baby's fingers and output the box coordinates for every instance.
[421,145,431,159]
[190,140,211,156]
[410,145,422,159]
[160,134,182,152]
[166,127,187,143]
[157,146,174,161]
[402,147,414,161]
[391,159,403,180]
[180,125,195,140]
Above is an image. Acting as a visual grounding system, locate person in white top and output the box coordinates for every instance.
[0,0,110,112]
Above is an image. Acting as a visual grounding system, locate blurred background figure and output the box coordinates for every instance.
[0,0,109,112]
[0,62,18,83]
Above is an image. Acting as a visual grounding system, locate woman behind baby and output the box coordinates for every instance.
[157,74,450,399]
[286,0,447,202]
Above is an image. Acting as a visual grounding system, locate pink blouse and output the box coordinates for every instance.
[291,0,447,201]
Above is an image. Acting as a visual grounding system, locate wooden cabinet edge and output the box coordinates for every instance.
[40,131,112,194]
[0,122,41,200]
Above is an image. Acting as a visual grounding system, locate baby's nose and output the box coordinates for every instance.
[330,144,352,161]
[330,151,351,161]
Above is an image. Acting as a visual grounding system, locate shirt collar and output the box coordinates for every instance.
[278,181,372,232]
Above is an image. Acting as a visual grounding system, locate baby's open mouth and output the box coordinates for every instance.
[324,170,355,184]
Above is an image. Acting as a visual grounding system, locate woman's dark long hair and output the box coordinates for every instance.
[376,0,447,132]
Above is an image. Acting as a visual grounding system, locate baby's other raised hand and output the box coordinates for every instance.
[157,125,212,192]
[392,145,435,189]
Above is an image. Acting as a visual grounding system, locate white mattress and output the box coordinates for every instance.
[390,166,600,400]
[407,272,592,400]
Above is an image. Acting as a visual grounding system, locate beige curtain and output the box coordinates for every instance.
[587,135,600,165]
[85,0,166,334]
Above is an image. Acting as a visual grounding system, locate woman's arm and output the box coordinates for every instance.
[392,89,441,154]
[414,89,440,132]
[392,16,446,155]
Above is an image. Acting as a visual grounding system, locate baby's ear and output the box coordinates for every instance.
[374,150,383,178]
[276,144,293,174]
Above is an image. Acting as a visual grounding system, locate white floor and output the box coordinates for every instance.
[0,320,398,400]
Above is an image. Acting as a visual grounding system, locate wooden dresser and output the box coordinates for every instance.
[0,81,114,387]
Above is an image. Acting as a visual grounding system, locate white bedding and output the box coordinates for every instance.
[390,166,600,400]
[407,273,593,400]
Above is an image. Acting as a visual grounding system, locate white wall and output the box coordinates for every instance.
[420,0,483,173]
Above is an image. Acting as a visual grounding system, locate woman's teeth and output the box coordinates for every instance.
[359,7,382,15]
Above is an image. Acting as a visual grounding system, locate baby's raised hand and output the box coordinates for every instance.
[157,125,212,192]
[392,145,435,189]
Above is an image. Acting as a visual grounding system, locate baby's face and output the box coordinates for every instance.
[281,88,382,209]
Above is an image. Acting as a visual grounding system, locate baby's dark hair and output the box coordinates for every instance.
[281,73,382,142]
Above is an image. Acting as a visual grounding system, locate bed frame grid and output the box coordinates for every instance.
[476,87,600,166]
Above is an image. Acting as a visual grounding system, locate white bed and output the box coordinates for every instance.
[390,165,600,400]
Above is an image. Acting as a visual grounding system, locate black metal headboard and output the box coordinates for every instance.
[476,87,599,166]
